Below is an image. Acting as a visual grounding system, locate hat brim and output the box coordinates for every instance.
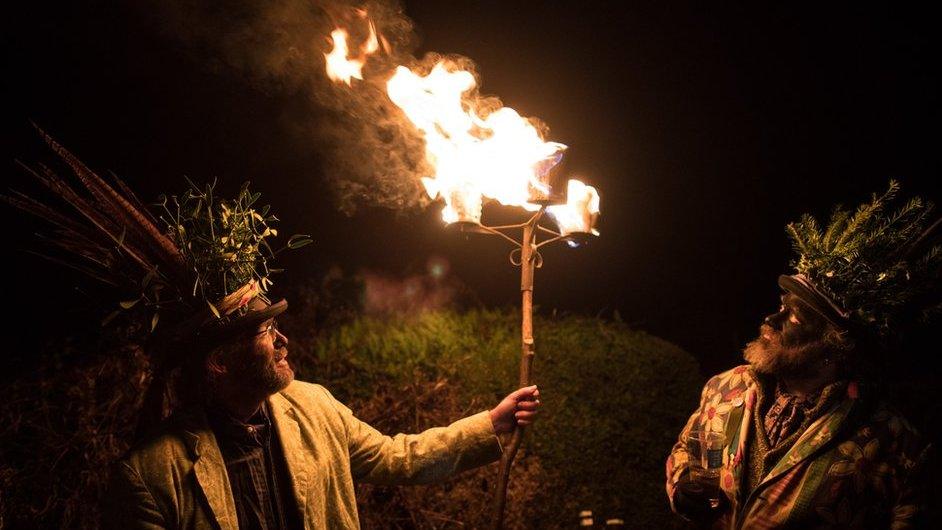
[204,298,288,339]
[197,299,288,345]
[778,274,849,331]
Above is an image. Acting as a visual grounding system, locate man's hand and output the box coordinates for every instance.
[489,385,541,435]
[673,475,729,524]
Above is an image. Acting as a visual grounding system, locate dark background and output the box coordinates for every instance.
[3,1,938,379]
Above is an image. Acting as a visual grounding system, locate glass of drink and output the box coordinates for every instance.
[685,428,725,508]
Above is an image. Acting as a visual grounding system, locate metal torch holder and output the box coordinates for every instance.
[452,207,590,530]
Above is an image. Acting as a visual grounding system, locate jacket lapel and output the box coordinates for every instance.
[269,392,311,520]
[181,411,240,530]
[724,384,756,522]
[758,384,859,489]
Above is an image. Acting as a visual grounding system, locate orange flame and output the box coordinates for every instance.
[324,13,599,227]
[387,63,566,223]
[547,179,600,236]
[324,17,378,85]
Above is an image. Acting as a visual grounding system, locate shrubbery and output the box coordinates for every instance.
[290,309,701,528]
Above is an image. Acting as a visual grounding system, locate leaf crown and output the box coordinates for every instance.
[785,180,941,338]
[4,126,312,337]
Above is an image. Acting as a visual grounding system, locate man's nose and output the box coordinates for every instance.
[274,330,289,349]
[764,311,786,330]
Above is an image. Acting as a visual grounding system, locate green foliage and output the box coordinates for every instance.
[154,179,312,313]
[785,180,941,337]
[304,309,700,528]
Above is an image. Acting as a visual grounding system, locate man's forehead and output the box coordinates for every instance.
[781,292,809,311]
[781,291,829,325]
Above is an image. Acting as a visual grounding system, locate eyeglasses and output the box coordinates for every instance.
[255,320,279,337]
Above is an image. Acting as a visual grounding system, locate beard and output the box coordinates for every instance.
[743,324,829,379]
[231,346,295,396]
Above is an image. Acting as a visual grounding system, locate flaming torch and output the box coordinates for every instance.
[325,16,601,529]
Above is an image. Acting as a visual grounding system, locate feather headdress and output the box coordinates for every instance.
[3,125,312,355]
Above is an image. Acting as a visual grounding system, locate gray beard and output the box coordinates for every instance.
[230,350,295,397]
[252,358,294,396]
[743,337,828,379]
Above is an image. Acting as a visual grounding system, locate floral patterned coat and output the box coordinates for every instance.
[666,365,931,529]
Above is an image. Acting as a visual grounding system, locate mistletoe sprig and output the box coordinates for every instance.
[155,179,312,319]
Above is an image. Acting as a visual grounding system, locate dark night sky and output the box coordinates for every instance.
[2,1,939,378]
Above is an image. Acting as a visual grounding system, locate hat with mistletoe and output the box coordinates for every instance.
[4,126,313,365]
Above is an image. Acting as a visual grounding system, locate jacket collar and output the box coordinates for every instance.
[176,390,310,528]
[268,391,312,519]
[179,408,240,530]
[736,371,862,512]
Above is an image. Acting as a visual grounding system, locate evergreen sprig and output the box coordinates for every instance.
[785,180,941,337]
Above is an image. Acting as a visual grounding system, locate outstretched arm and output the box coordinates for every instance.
[323,385,540,485]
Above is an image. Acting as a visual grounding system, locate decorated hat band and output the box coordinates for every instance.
[778,274,852,331]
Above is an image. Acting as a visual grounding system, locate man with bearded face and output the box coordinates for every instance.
[7,133,541,530]
[106,297,541,530]
[665,183,939,529]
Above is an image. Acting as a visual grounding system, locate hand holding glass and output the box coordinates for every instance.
[684,428,725,509]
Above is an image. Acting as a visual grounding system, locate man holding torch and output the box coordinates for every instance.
[666,182,938,529]
[105,295,541,530]
[6,131,541,530]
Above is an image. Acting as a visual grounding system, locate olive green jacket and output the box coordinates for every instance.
[105,380,503,529]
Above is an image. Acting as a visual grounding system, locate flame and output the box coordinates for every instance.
[547,179,600,236]
[324,18,378,85]
[387,62,566,222]
[324,14,599,226]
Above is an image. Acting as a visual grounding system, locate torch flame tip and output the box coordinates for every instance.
[323,16,602,229]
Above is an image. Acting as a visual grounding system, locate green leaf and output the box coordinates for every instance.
[207,300,221,319]
[288,234,313,249]
[151,312,160,332]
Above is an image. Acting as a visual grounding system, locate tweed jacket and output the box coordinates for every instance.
[105,380,502,529]
[666,365,931,529]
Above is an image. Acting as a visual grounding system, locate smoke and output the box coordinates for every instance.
[361,265,460,316]
[142,0,472,214]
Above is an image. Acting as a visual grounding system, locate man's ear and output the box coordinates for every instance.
[205,349,227,378]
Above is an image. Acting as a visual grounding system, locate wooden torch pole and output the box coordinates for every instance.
[491,214,539,529]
